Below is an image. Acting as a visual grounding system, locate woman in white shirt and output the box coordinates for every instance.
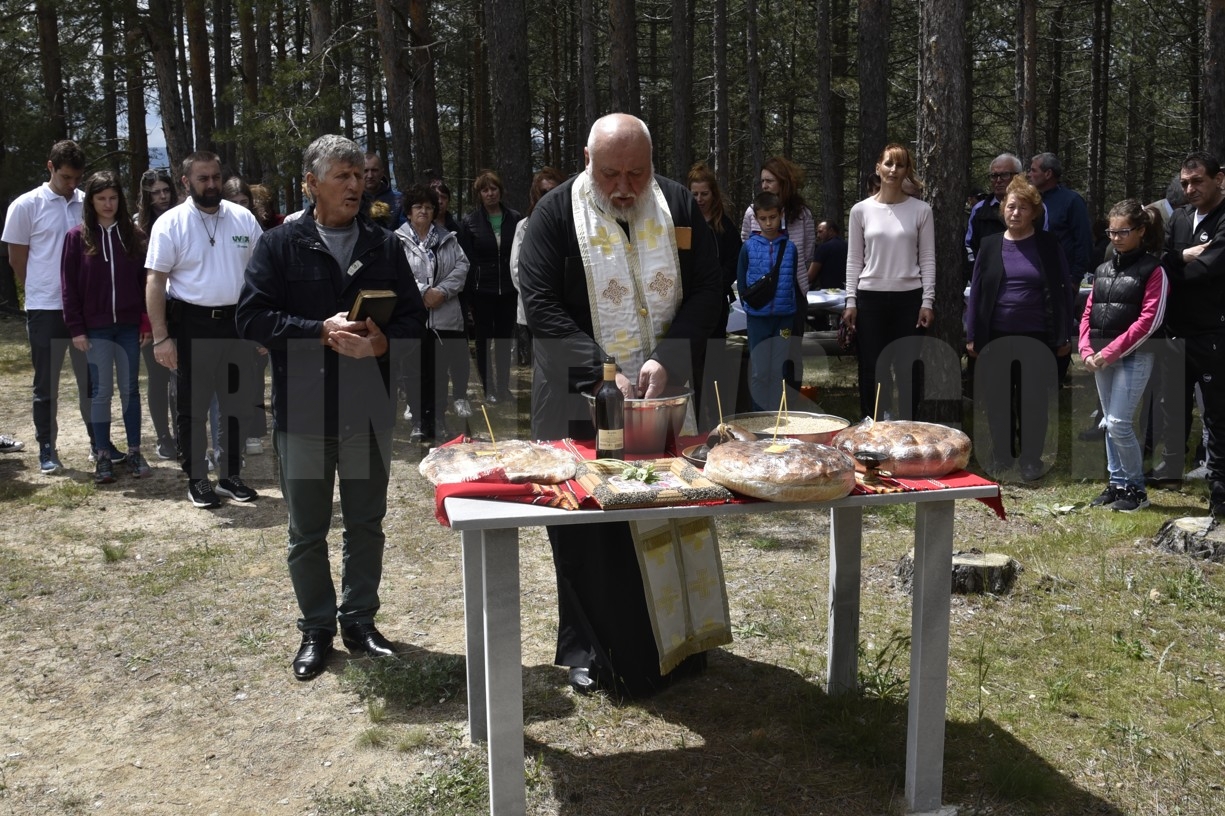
[841,143,936,419]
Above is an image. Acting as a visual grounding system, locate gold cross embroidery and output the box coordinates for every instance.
[602,278,630,305]
[688,568,718,601]
[648,270,675,299]
[636,218,664,249]
[656,584,682,616]
[590,225,617,256]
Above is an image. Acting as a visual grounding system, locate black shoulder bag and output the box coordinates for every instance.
[741,243,786,310]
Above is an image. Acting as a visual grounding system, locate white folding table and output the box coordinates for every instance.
[445,483,998,816]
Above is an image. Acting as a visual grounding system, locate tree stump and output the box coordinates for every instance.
[1152,516,1225,562]
[896,547,1021,595]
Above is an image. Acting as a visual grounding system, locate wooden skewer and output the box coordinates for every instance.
[481,405,496,447]
[715,380,724,426]
[873,382,882,422]
[773,384,786,441]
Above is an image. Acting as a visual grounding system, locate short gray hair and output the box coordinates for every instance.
[303,134,364,181]
[992,153,1022,173]
[1031,151,1062,178]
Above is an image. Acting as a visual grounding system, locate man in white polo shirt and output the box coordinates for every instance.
[146,151,263,508]
[2,140,97,475]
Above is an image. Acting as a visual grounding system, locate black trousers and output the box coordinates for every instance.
[854,288,924,419]
[471,290,517,397]
[26,309,93,449]
[141,342,176,442]
[1184,333,1225,506]
[170,302,256,479]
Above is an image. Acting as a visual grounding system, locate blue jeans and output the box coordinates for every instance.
[746,314,798,411]
[1094,351,1155,490]
[275,428,393,633]
[84,324,142,452]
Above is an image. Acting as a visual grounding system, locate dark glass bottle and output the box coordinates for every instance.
[594,355,625,460]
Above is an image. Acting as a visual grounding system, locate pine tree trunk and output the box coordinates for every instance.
[184,0,216,152]
[670,0,692,179]
[375,0,417,192]
[712,0,730,189]
[580,0,599,165]
[1017,0,1037,160]
[917,0,968,422]
[484,0,532,211]
[745,0,764,176]
[857,0,889,193]
[1205,0,1225,157]
[35,0,67,140]
[609,0,640,116]
[123,0,148,192]
[410,0,445,183]
[309,0,338,134]
[144,0,192,170]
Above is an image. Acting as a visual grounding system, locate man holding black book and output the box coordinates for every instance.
[237,134,426,681]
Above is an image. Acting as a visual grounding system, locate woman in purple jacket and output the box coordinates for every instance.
[61,172,152,484]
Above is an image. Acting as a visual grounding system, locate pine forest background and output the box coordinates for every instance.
[2,0,1225,354]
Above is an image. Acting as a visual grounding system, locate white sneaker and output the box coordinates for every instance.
[1187,463,1209,480]
[403,404,413,421]
[454,399,472,418]
[244,437,264,455]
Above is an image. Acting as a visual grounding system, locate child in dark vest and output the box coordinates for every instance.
[737,192,800,411]
[1079,200,1169,512]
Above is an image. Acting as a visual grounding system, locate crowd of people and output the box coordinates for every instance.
[3,122,1224,690]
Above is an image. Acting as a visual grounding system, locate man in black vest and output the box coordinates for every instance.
[1162,151,1225,518]
[964,153,1023,281]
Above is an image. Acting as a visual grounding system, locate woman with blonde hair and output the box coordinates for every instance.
[842,143,936,421]
[459,169,522,404]
[965,174,1072,479]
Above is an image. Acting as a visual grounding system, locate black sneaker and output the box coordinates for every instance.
[127,451,152,478]
[188,478,222,508]
[156,435,179,460]
[89,443,127,465]
[1089,484,1122,508]
[216,476,258,502]
[1111,486,1150,513]
[94,456,116,485]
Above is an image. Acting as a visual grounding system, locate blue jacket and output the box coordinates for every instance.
[1040,184,1092,279]
[737,233,798,318]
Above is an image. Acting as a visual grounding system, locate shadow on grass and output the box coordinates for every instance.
[527,650,1124,816]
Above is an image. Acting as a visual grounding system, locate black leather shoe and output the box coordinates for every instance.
[568,666,598,694]
[293,630,333,681]
[340,621,396,657]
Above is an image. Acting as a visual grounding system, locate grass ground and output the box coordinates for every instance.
[0,318,1222,815]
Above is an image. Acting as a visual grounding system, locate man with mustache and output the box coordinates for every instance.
[518,113,726,697]
[146,151,263,508]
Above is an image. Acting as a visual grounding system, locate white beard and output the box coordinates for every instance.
[590,177,650,223]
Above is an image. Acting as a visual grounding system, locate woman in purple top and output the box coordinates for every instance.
[966,175,1072,481]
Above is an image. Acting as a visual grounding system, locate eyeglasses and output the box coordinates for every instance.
[1105,228,1134,238]
[988,172,1016,181]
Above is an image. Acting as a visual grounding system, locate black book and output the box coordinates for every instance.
[348,289,397,327]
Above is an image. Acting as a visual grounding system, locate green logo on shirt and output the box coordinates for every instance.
[232,235,250,248]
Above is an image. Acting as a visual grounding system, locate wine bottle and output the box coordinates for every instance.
[594,355,625,460]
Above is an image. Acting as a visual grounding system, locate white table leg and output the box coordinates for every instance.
[906,500,955,814]
[481,527,526,816]
[827,505,863,696]
[460,531,487,743]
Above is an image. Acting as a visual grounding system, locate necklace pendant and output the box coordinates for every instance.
[209,237,215,246]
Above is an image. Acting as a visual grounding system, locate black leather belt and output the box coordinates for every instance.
[178,301,236,320]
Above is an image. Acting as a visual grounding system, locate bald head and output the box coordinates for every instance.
[585,114,654,218]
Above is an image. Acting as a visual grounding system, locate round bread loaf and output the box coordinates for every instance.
[703,438,856,502]
[419,440,577,485]
[830,419,971,477]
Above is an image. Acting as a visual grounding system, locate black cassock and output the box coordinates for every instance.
[517,173,724,696]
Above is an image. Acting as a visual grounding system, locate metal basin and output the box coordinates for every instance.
[585,389,691,455]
